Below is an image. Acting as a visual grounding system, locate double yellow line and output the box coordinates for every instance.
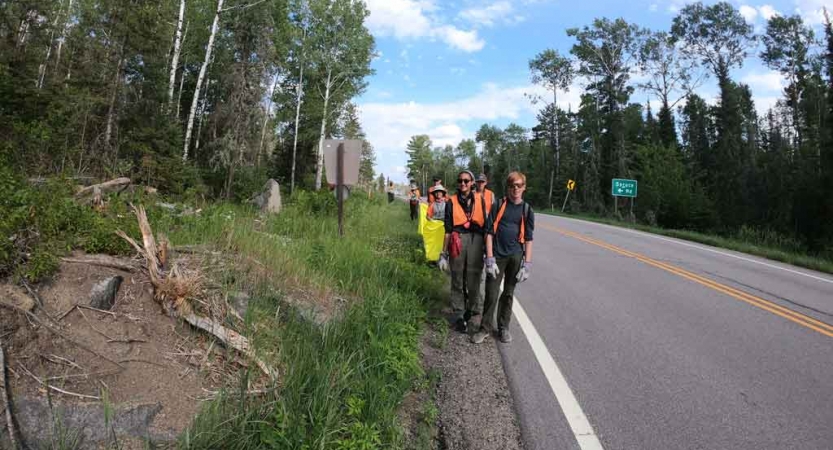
[543,224,833,339]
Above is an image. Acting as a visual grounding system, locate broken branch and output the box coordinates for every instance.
[17,363,101,400]
[1,344,21,450]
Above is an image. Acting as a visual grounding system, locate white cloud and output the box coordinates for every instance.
[667,0,687,13]
[736,4,781,23]
[742,70,786,92]
[364,0,433,39]
[740,5,758,22]
[649,3,658,12]
[364,0,485,52]
[754,95,781,116]
[795,0,831,24]
[759,4,780,19]
[459,1,524,28]
[450,67,467,76]
[435,25,485,52]
[360,81,583,181]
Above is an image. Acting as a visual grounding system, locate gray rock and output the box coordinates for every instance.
[156,201,177,211]
[10,396,171,449]
[230,291,250,318]
[89,276,123,310]
[251,179,282,214]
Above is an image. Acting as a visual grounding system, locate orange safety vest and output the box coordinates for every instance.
[482,189,495,215]
[493,198,528,244]
[449,192,485,228]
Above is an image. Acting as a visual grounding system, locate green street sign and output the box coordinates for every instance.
[612,178,637,198]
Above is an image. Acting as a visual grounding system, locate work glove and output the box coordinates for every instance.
[485,257,499,279]
[438,252,450,273]
[516,261,531,283]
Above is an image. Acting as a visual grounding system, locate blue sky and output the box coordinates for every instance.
[355,0,832,183]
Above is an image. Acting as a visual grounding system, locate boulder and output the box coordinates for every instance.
[251,179,282,214]
[230,291,250,318]
[89,276,123,310]
[12,397,171,448]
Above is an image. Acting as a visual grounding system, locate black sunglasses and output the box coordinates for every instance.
[457,178,472,184]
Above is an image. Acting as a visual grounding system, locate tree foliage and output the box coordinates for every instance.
[0,0,375,198]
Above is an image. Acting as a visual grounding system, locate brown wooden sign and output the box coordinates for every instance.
[323,139,362,186]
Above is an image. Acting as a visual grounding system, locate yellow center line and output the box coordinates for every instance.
[541,223,833,339]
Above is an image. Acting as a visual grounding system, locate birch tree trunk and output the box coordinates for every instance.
[168,0,185,106]
[257,72,279,166]
[38,0,64,89]
[290,29,307,194]
[314,70,332,191]
[176,57,187,119]
[54,0,74,75]
[183,0,224,161]
[104,45,125,151]
[290,65,304,193]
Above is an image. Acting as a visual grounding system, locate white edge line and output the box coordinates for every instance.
[552,215,833,285]
[513,297,606,450]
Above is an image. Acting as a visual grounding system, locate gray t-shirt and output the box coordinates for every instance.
[489,200,534,258]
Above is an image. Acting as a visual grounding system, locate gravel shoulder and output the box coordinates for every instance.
[421,317,525,450]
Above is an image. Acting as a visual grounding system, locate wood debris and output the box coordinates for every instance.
[2,344,21,449]
[117,204,276,379]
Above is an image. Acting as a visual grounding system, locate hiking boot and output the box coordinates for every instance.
[470,329,489,344]
[499,328,512,343]
[454,318,467,334]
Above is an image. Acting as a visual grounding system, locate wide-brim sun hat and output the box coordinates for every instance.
[432,184,447,194]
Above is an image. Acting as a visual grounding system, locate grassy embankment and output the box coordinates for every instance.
[544,209,833,275]
[156,192,444,449]
[0,171,445,448]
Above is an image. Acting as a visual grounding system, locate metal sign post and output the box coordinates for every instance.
[562,179,576,213]
[611,178,637,217]
[337,143,344,238]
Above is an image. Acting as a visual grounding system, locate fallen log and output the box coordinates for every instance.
[74,177,131,199]
[182,313,275,378]
[62,255,140,273]
[1,344,21,450]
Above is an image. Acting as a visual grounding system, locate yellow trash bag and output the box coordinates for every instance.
[422,223,445,263]
[418,203,427,236]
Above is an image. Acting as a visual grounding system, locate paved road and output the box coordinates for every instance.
[501,214,833,450]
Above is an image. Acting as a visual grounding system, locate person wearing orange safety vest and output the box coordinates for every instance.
[471,171,534,344]
[475,173,496,217]
[428,176,443,207]
[438,170,487,334]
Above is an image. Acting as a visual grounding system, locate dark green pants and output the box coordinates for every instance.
[450,232,485,324]
[483,253,523,331]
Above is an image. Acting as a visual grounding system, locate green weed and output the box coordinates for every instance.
[178,195,443,449]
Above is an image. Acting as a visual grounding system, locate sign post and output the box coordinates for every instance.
[562,179,576,213]
[337,143,344,237]
[324,139,362,237]
[611,178,637,218]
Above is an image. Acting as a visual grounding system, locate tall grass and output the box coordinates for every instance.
[168,193,444,449]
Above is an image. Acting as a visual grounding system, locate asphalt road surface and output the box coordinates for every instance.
[501,214,833,450]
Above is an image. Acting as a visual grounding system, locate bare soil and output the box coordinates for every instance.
[0,253,243,449]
